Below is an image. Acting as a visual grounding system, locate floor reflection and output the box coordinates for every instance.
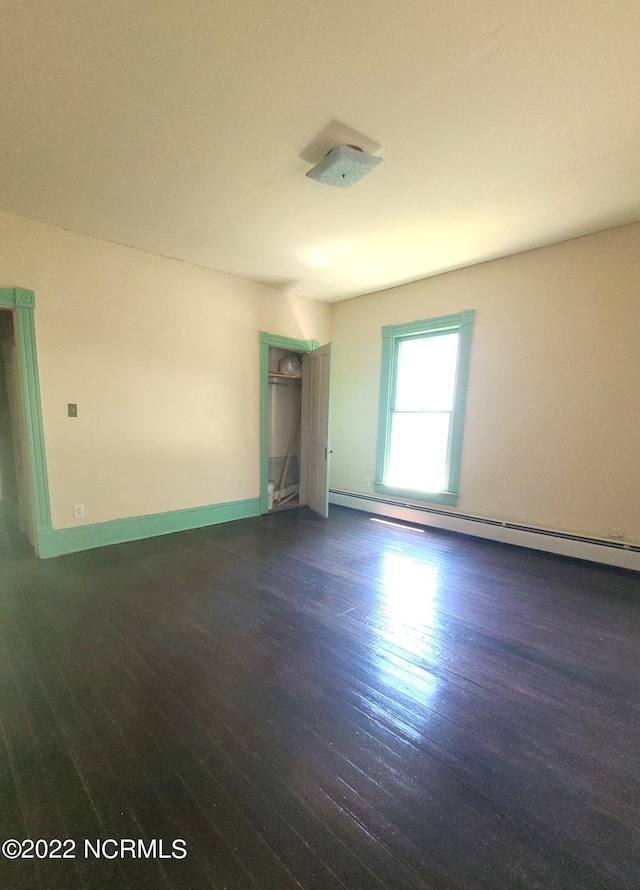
[371,551,441,705]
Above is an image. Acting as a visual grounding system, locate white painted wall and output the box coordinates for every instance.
[0,211,330,528]
[329,223,640,547]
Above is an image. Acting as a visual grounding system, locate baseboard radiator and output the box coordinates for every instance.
[329,490,640,572]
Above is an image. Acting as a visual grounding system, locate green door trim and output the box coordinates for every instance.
[0,304,325,556]
[259,331,318,514]
[0,287,52,555]
[0,298,324,557]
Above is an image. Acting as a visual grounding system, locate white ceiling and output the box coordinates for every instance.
[2,1,640,302]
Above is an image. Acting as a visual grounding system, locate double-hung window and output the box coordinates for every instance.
[375,310,474,506]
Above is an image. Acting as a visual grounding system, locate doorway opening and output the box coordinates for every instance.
[259,332,333,519]
[0,309,33,554]
[267,346,303,512]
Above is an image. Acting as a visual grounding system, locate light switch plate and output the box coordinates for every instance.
[68,403,77,417]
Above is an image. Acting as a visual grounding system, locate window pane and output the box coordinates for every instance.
[387,412,451,492]
[395,333,459,412]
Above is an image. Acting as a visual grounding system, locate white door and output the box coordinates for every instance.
[301,343,332,518]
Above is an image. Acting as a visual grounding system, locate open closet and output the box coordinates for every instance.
[268,346,303,511]
[260,332,332,519]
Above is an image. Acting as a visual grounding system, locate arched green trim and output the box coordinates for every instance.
[259,331,318,514]
[0,287,52,556]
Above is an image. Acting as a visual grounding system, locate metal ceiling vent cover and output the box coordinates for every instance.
[306,144,382,188]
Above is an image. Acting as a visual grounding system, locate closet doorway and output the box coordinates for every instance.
[259,332,332,518]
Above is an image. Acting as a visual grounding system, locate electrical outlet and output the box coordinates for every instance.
[74,504,84,519]
[364,477,371,488]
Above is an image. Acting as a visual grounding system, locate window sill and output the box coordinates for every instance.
[372,482,459,506]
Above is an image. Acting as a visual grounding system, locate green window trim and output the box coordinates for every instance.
[374,309,475,507]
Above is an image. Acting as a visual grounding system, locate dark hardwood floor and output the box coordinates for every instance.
[0,505,639,889]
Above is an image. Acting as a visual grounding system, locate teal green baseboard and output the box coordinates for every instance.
[36,497,261,558]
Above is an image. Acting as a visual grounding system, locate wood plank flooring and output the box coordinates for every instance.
[0,505,639,889]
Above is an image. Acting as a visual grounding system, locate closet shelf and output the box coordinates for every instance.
[268,373,302,385]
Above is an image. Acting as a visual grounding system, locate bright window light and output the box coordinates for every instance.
[370,517,425,532]
[387,333,459,492]
[375,311,475,506]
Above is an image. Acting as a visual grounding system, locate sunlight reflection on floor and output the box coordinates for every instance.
[371,551,442,707]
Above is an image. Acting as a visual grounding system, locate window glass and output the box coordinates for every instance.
[387,412,450,491]
[375,311,474,505]
[394,333,459,412]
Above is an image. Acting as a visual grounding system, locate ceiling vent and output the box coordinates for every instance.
[305,144,382,188]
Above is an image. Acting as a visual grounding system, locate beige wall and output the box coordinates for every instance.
[2,207,638,545]
[0,211,330,528]
[329,223,640,546]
